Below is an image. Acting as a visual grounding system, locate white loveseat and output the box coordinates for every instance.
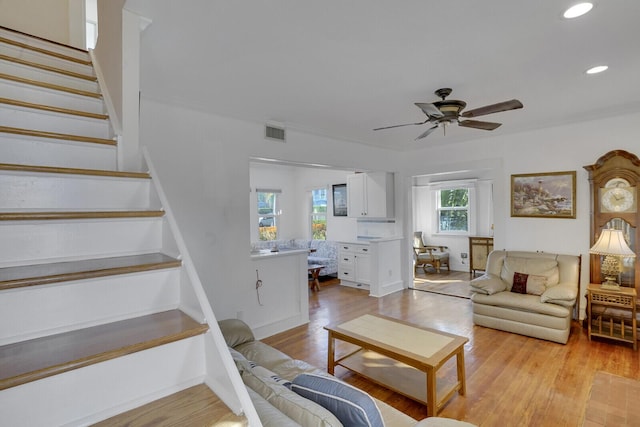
[470,250,581,344]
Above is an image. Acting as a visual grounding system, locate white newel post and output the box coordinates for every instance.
[120,8,151,171]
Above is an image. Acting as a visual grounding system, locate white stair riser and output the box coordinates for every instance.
[1,105,111,139]
[0,336,206,427]
[1,43,95,76]
[0,59,99,93]
[0,218,165,265]
[0,28,90,63]
[0,134,117,169]
[0,79,104,114]
[0,268,182,345]
[0,174,154,210]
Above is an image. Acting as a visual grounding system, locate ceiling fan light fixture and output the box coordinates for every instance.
[586,65,608,74]
[563,2,593,19]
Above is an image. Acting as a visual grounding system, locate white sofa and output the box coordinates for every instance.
[470,250,581,344]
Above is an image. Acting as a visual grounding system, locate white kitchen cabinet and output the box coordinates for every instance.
[347,172,394,218]
[338,243,371,289]
[338,238,404,297]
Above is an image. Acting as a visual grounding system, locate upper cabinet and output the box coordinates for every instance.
[347,172,395,218]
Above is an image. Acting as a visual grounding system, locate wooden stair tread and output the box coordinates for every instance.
[0,126,115,145]
[0,162,150,179]
[0,53,96,81]
[0,72,102,98]
[1,25,90,56]
[0,310,209,390]
[0,210,164,221]
[0,36,92,65]
[0,253,181,290]
[93,384,248,427]
[0,97,108,120]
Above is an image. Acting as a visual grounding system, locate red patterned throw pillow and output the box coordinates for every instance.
[511,272,528,294]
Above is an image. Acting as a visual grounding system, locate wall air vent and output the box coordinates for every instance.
[265,123,286,142]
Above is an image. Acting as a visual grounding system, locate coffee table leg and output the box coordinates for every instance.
[327,332,335,375]
[457,349,466,396]
[426,366,436,417]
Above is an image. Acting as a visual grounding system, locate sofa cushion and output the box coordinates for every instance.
[526,275,548,296]
[470,274,507,295]
[540,283,578,307]
[245,387,301,427]
[239,361,343,427]
[291,373,384,427]
[510,272,547,296]
[511,272,528,294]
[218,319,255,347]
[500,257,559,289]
[308,256,331,265]
[471,292,571,318]
[236,341,301,374]
[228,346,248,362]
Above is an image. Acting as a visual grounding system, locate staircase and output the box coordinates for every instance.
[0,27,254,426]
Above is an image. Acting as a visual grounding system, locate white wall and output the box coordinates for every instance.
[0,0,85,48]
[94,0,125,130]
[140,99,403,327]
[399,111,640,318]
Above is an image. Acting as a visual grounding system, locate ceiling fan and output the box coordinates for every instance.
[373,88,523,140]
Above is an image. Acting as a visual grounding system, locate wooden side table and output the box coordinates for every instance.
[587,284,637,350]
[468,236,493,277]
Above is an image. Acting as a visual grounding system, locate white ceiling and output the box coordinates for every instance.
[129,0,640,151]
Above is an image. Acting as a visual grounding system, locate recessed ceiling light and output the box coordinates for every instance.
[563,2,594,19]
[586,65,608,74]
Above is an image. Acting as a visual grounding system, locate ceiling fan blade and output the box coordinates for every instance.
[415,102,444,118]
[373,119,429,131]
[415,125,439,140]
[461,99,523,118]
[458,119,502,130]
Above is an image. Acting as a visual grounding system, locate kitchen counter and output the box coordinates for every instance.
[249,248,308,260]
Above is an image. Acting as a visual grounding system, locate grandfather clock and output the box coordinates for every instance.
[584,150,640,293]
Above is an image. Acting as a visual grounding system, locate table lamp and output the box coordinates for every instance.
[589,228,636,290]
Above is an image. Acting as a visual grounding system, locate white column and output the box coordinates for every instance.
[120,8,151,171]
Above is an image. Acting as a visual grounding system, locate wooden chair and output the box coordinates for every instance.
[413,232,450,274]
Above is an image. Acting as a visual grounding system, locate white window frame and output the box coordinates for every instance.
[256,188,281,241]
[310,187,327,240]
[431,180,477,236]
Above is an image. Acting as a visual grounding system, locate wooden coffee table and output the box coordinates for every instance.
[325,314,468,417]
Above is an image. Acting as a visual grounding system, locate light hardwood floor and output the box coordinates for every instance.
[262,275,640,427]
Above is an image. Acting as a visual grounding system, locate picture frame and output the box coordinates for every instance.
[332,184,347,216]
[511,171,576,218]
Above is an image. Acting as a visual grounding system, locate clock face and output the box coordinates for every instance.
[600,182,637,213]
[601,187,635,212]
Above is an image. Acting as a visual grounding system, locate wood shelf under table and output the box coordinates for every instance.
[336,348,461,413]
[587,284,637,350]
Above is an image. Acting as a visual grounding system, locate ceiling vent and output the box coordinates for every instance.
[265,123,286,142]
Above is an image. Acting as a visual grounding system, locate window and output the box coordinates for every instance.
[311,188,327,240]
[257,190,280,241]
[437,187,469,233]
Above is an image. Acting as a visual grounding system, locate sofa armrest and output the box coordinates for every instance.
[470,274,507,295]
[540,282,577,307]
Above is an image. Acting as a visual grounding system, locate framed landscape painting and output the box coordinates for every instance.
[511,171,576,218]
[332,184,347,216]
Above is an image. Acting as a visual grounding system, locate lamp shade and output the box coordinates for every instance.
[589,229,636,257]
